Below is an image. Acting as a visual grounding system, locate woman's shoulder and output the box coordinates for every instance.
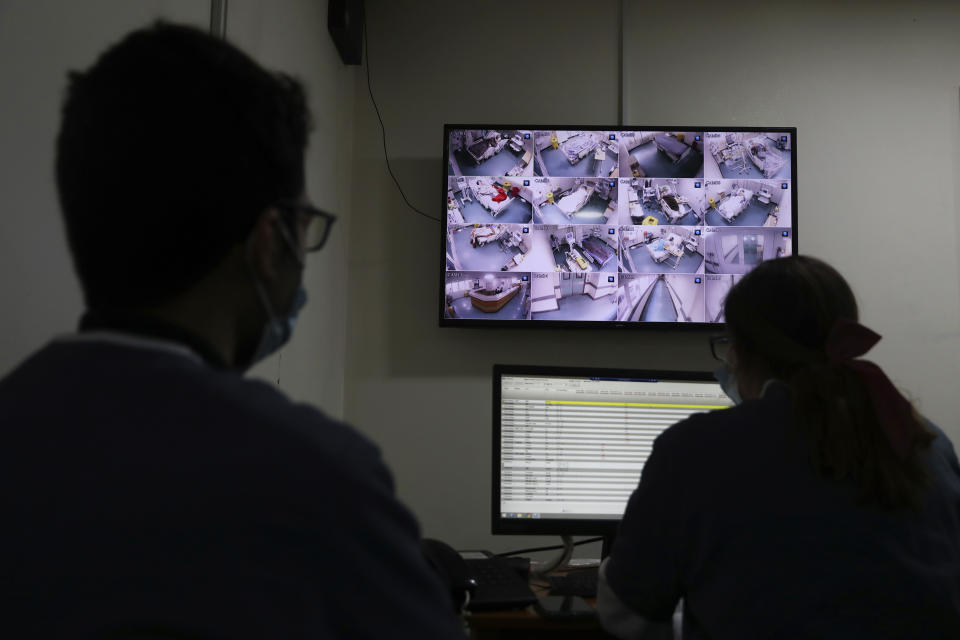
[652,384,793,476]
[920,420,960,481]
[664,385,788,441]
[923,419,956,449]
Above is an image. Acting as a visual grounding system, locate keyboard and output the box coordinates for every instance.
[465,557,538,611]
[548,565,599,597]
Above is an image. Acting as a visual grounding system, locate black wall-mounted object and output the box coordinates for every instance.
[327,0,364,65]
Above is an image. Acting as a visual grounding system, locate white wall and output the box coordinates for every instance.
[3,0,958,561]
[0,0,355,420]
[0,0,208,377]
[622,0,960,432]
[344,0,960,557]
[226,0,356,418]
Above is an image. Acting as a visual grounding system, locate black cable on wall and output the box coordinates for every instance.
[362,14,440,223]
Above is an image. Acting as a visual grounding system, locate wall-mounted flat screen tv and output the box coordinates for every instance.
[440,125,797,328]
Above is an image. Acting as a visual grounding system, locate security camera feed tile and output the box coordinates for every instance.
[444,129,793,323]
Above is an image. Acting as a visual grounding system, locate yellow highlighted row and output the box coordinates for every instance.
[544,400,727,410]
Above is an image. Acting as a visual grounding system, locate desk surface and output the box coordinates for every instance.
[468,608,609,638]
[466,569,614,640]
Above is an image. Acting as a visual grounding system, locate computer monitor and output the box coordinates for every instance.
[492,364,732,546]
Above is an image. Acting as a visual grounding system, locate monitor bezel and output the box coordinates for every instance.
[441,124,798,330]
[491,363,721,536]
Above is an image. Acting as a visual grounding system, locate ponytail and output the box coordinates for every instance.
[724,256,934,510]
[789,354,933,510]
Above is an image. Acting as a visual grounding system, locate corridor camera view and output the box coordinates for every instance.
[530,272,617,321]
[533,130,620,177]
[527,177,618,224]
[704,131,792,180]
[618,131,704,179]
[444,271,531,320]
[441,126,796,326]
[448,129,534,177]
[445,176,533,224]
[704,274,742,323]
[619,177,705,226]
[616,274,705,323]
[703,179,792,227]
[703,228,792,274]
[619,225,705,274]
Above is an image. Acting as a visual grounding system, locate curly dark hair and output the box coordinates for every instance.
[56,22,311,308]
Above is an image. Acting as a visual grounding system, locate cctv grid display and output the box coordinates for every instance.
[497,373,731,522]
[443,127,796,326]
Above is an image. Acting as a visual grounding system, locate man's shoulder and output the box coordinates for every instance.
[3,338,381,474]
[161,353,384,476]
[215,371,382,468]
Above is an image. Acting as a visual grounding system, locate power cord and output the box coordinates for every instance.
[533,535,574,578]
[362,15,439,223]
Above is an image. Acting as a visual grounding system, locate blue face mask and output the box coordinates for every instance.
[250,285,307,365]
[713,364,742,405]
[246,211,310,367]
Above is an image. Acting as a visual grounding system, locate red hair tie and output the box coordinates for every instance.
[824,318,919,459]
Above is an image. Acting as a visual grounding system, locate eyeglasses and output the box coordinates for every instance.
[275,201,337,252]
[709,334,731,363]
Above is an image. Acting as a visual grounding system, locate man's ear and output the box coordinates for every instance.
[246,207,282,281]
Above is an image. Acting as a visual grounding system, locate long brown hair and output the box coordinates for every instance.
[723,256,935,509]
